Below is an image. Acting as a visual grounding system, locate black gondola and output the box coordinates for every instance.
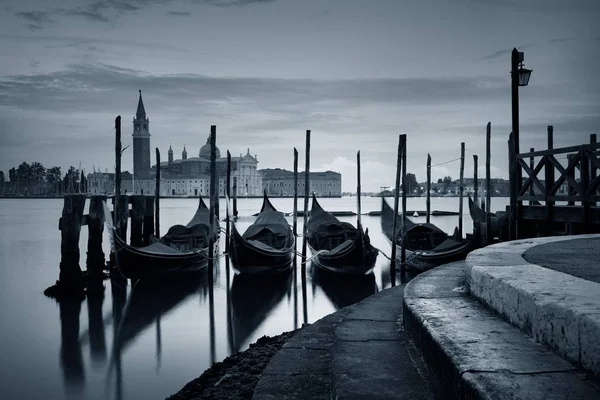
[467,194,508,241]
[111,196,219,280]
[229,191,295,274]
[306,194,378,275]
[381,197,471,272]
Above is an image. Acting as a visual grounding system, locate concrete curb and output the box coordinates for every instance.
[403,261,600,400]
[465,234,600,379]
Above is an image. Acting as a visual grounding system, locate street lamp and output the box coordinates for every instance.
[510,47,533,239]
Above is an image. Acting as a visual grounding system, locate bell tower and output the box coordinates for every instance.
[132,90,151,179]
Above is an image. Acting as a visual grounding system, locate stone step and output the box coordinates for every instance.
[465,235,600,380]
[403,261,600,400]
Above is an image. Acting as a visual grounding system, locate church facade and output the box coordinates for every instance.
[88,90,262,196]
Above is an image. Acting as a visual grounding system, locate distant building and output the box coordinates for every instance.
[87,91,263,196]
[260,168,342,197]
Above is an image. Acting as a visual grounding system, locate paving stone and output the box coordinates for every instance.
[253,373,332,400]
[336,319,402,341]
[462,370,600,400]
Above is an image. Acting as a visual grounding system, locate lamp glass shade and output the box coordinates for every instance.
[518,67,532,86]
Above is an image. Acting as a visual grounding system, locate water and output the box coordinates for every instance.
[0,196,509,400]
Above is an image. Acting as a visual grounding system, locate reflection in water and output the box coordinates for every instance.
[229,270,293,353]
[111,275,127,400]
[114,271,210,356]
[58,297,85,399]
[87,292,107,368]
[311,266,379,310]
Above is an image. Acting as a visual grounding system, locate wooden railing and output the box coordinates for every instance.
[509,126,599,239]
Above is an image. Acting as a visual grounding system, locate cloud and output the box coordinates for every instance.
[480,44,534,61]
[11,0,275,29]
[167,10,192,16]
[201,0,275,6]
[15,10,54,30]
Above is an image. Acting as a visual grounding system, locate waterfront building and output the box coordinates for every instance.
[87,91,263,196]
[260,168,342,197]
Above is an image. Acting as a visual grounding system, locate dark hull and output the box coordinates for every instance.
[385,235,472,272]
[228,192,295,275]
[380,198,471,272]
[308,240,378,275]
[114,233,212,280]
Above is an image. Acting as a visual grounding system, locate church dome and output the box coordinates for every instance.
[199,136,220,159]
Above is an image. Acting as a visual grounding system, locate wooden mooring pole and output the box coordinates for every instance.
[400,134,407,280]
[45,194,88,298]
[293,147,299,329]
[208,125,217,276]
[426,153,431,224]
[485,122,492,243]
[232,177,238,218]
[473,155,478,205]
[301,130,311,326]
[390,135,402,285]
[155,148,161,238]
[508,132,517,240]
[129,195,145,246]
[591,134,597,206]
[458,142,465,239]
[356,151,362,225]
[86,195,106,293]
[142,197,154,245]
[226,150,231,253]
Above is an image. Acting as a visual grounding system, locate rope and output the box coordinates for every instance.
[431,157,461,167]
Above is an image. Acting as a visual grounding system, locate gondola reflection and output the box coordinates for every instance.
[86,292,107,368]
[229,269,293,353]
[310,265,379,310]
[58,296,85,399]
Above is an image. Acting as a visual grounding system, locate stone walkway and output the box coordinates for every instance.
[523,237,600,283]
[253,284,437,400]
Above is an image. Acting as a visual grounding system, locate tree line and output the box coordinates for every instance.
[0,162,89,196]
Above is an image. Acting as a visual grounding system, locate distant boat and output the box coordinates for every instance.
[413,211,419,217]
[380,198,471,272]
[467,194,508,241]
[306,194,378,275]
[229,191,295,274]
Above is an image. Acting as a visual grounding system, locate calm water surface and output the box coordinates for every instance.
[0,196,509,400]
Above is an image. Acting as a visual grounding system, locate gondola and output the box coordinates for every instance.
[467,194,508,241]
[160,196,220,251]
[306,194,378,274]
[110,196,219,280]
[229,191,295,274]
[380,197,471,272]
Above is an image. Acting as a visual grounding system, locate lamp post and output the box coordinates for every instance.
[510,47,532,239]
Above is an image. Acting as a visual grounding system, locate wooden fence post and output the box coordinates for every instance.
[545,126,554,235]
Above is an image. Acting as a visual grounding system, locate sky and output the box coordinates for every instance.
[0,0,599,192]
